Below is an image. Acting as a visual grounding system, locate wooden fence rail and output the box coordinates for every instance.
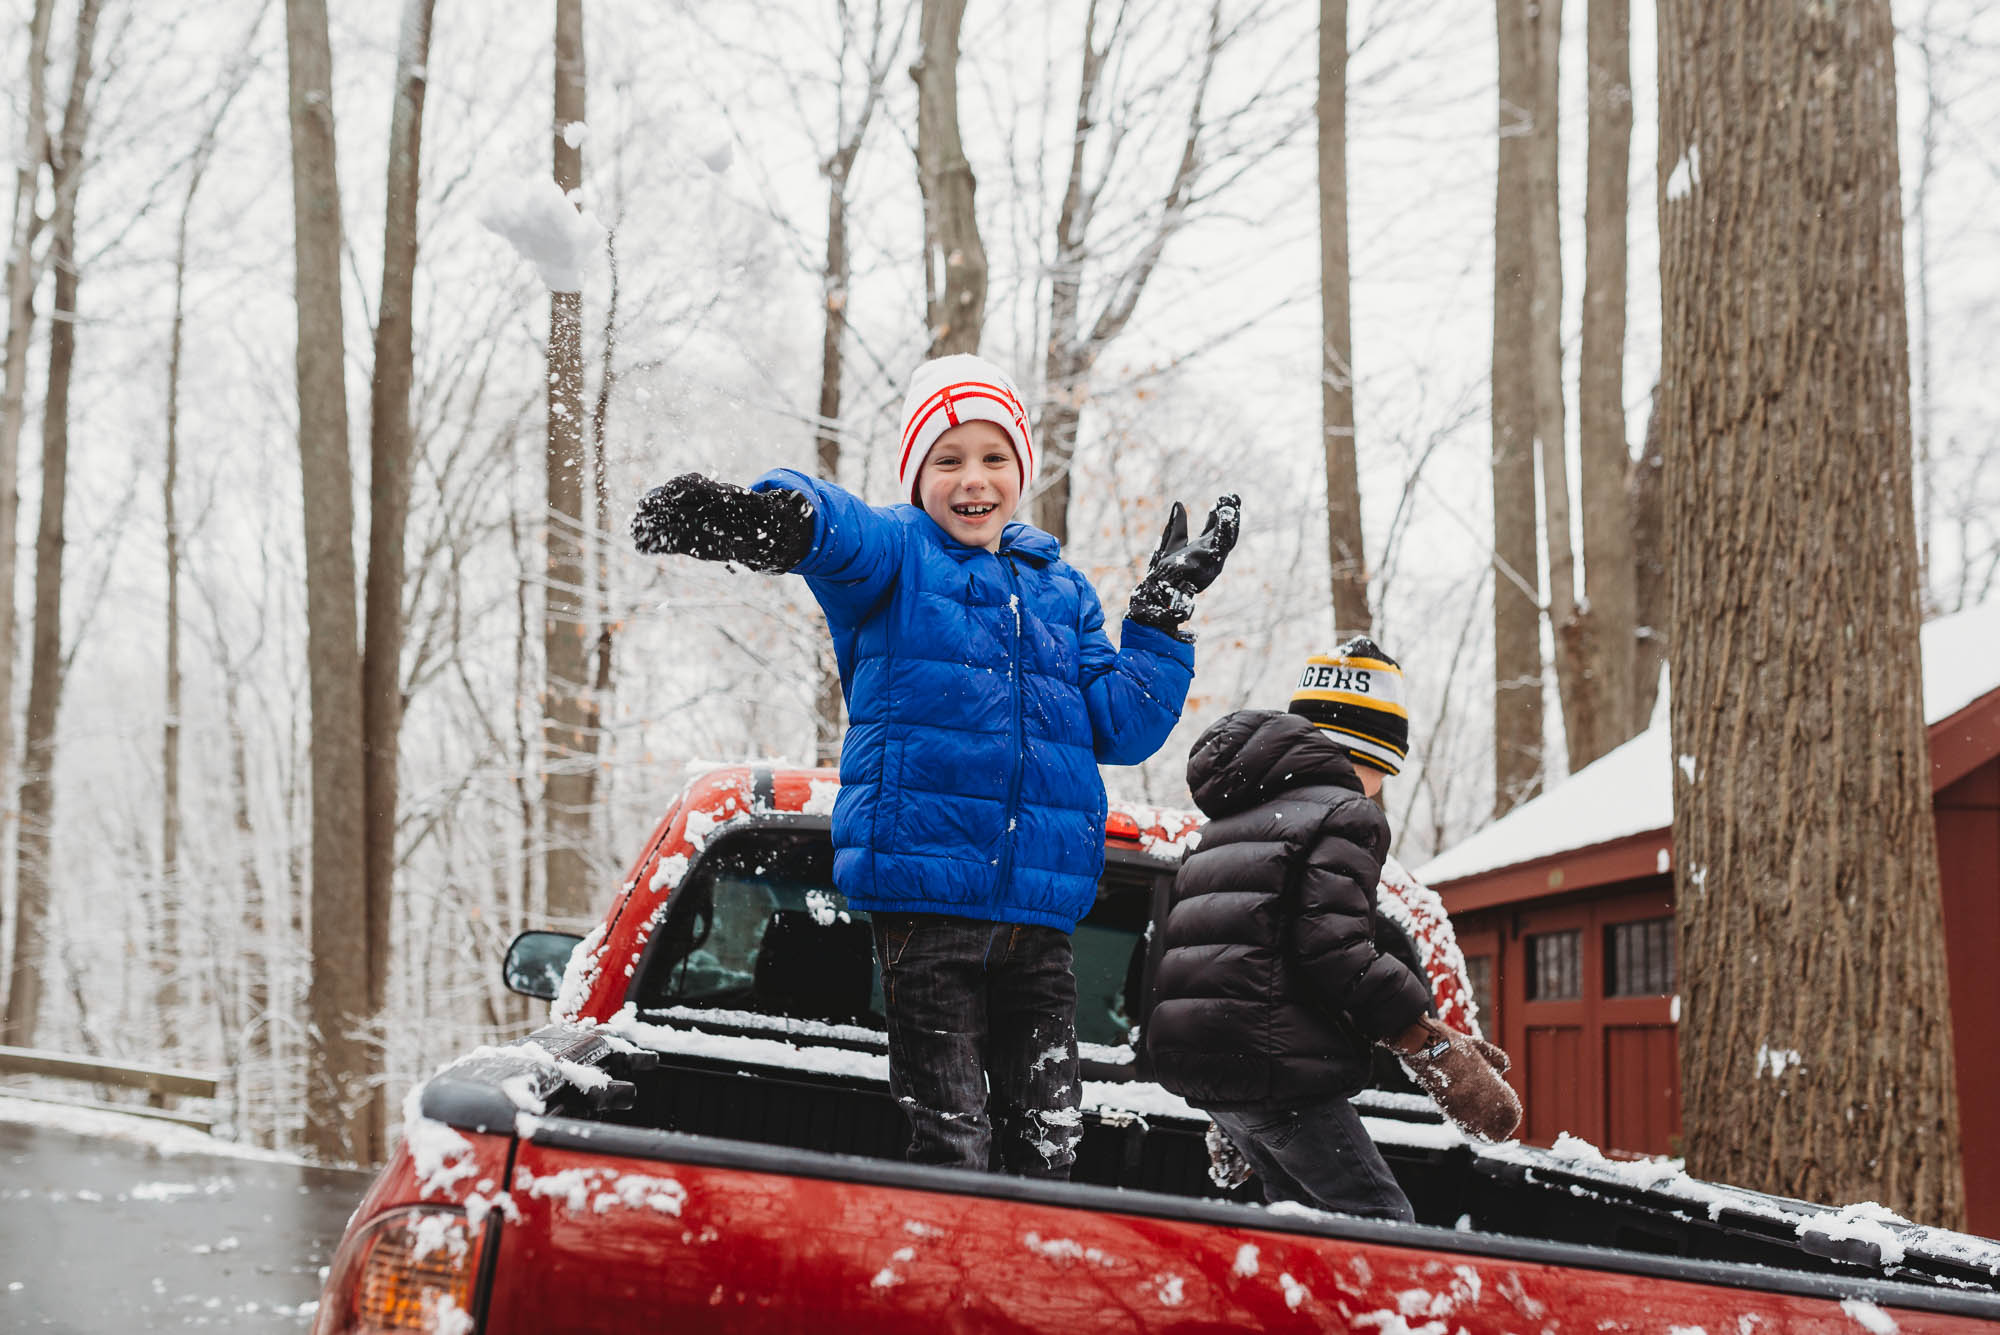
[0,1045,220,1132]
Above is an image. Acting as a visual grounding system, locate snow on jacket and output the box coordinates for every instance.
[1147,709,1433,1110]
[752,469,1196,932]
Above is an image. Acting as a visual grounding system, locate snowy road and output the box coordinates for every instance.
[0,1112,369,1330]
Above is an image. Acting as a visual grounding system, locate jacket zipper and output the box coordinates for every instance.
[992,554,1026,908]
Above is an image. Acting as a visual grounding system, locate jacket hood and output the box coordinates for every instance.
[1186,709,1364,818]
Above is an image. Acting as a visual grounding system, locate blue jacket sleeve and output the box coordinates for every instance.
[1075,575,1196,765]
[751,469,905,630]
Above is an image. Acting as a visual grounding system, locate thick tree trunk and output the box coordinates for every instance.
[542,0,597,925]
[912,0,985,358]
[1319,0,1368,636]
[1572,0,1638,758]
[286,0,374,1164]
[361,0,433,1155]
[3,232,74,1053]
[2,0,97,1051]
[0,1,55,975]
[1658,0,1963,1225]
[1491,0,1544,816]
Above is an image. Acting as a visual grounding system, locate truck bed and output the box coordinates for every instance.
[400,1024,2000,1332]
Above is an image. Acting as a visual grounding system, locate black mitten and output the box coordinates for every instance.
[631,474,816,572]
[1127,494,1242,637]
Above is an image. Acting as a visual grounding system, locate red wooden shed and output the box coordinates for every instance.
[1418,600,2000,1237]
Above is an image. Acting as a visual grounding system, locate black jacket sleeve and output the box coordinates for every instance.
[1289,796,1433,1040]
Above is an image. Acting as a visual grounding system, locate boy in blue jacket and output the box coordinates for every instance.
[632,354,1238,1178]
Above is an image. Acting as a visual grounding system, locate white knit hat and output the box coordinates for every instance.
[895,354,1036,503]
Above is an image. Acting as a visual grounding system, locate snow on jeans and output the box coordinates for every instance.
[870,913,1083,1178]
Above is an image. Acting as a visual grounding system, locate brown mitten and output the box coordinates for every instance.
[1388,1016,1522,1143]
[1469,1033,1511,1076]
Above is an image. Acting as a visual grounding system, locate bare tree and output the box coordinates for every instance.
[1032,0,1296,543]
[1319,0,1367,635]
[285,0,374,1163]
[1560,0,1641,765]
[2,0,100,1050]
[1490,0,1544,816]
[360,0,434,1154]
[912,0,985,357]
[809,0,908,764]
[1659,0,1962,1225]
[0,1,56,978]
[159,4,269,1054]
[542,0,597,925]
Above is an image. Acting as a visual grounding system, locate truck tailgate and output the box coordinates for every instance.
[480,1121,1998,1333]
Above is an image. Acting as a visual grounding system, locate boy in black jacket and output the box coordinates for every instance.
[1147,638,1518,1220]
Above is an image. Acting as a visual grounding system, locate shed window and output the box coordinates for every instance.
[1606,917,1676,997]
[1526,930,1581,1001]
[1465,954,1496,1029]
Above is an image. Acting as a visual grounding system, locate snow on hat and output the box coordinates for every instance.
[896,354,1036,503]
[1288,636,1410,776]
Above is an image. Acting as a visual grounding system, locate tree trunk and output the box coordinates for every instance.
[813,159,854,764]
[590,227,618,831]
[1658,0,1963,1226]
[1491,0,1544,817]
[1,0,97,1051]
[1628,384,1665,726]
[1523,0,1587,780]
[1572,0,1638,759]
[0,1,55,977]
[1319,0,1368,636]
[286,0,373,1164]
[362,0,433,1156]
[912,0,985,358]
[542,0,596,925]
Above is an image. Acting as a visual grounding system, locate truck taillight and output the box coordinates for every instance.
[314,1205,485,1334]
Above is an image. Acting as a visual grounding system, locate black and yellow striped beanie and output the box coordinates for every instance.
[1287,636,1409,776]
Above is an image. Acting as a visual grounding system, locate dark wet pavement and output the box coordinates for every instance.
[0,1118,371,1330]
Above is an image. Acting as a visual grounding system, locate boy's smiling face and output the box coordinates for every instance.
[915,421,1023,551]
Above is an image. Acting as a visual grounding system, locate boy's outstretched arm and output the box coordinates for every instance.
[749,469,906,627]
[632,473,816,571]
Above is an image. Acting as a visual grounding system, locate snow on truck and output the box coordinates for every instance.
[313,766,2000,1334]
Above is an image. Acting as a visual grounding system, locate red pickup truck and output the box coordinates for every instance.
[314,765,2000,1333]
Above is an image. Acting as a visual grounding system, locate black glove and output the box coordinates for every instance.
[1126,494,1241,637]
[631,473,816,573]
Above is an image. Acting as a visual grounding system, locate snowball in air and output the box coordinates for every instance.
[477,173,604,294]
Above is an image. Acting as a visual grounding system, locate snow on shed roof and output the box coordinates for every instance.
[1417,599,2000,887]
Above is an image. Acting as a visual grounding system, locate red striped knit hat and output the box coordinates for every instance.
[896,355,1036,504]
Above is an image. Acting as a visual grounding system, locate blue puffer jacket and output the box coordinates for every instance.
[753,469,1195,932]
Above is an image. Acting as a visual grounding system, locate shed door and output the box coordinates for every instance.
[1505,883,1678,1155]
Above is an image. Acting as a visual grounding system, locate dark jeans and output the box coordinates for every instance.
[870,913,1082,1178]
[1209,1099,1415,1222]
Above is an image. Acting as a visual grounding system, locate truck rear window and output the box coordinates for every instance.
[626,826,1157,1050]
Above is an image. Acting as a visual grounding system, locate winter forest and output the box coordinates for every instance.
[1,0,1996,1219]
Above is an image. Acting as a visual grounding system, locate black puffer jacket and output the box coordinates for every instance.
[1146,710,1433,1110]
